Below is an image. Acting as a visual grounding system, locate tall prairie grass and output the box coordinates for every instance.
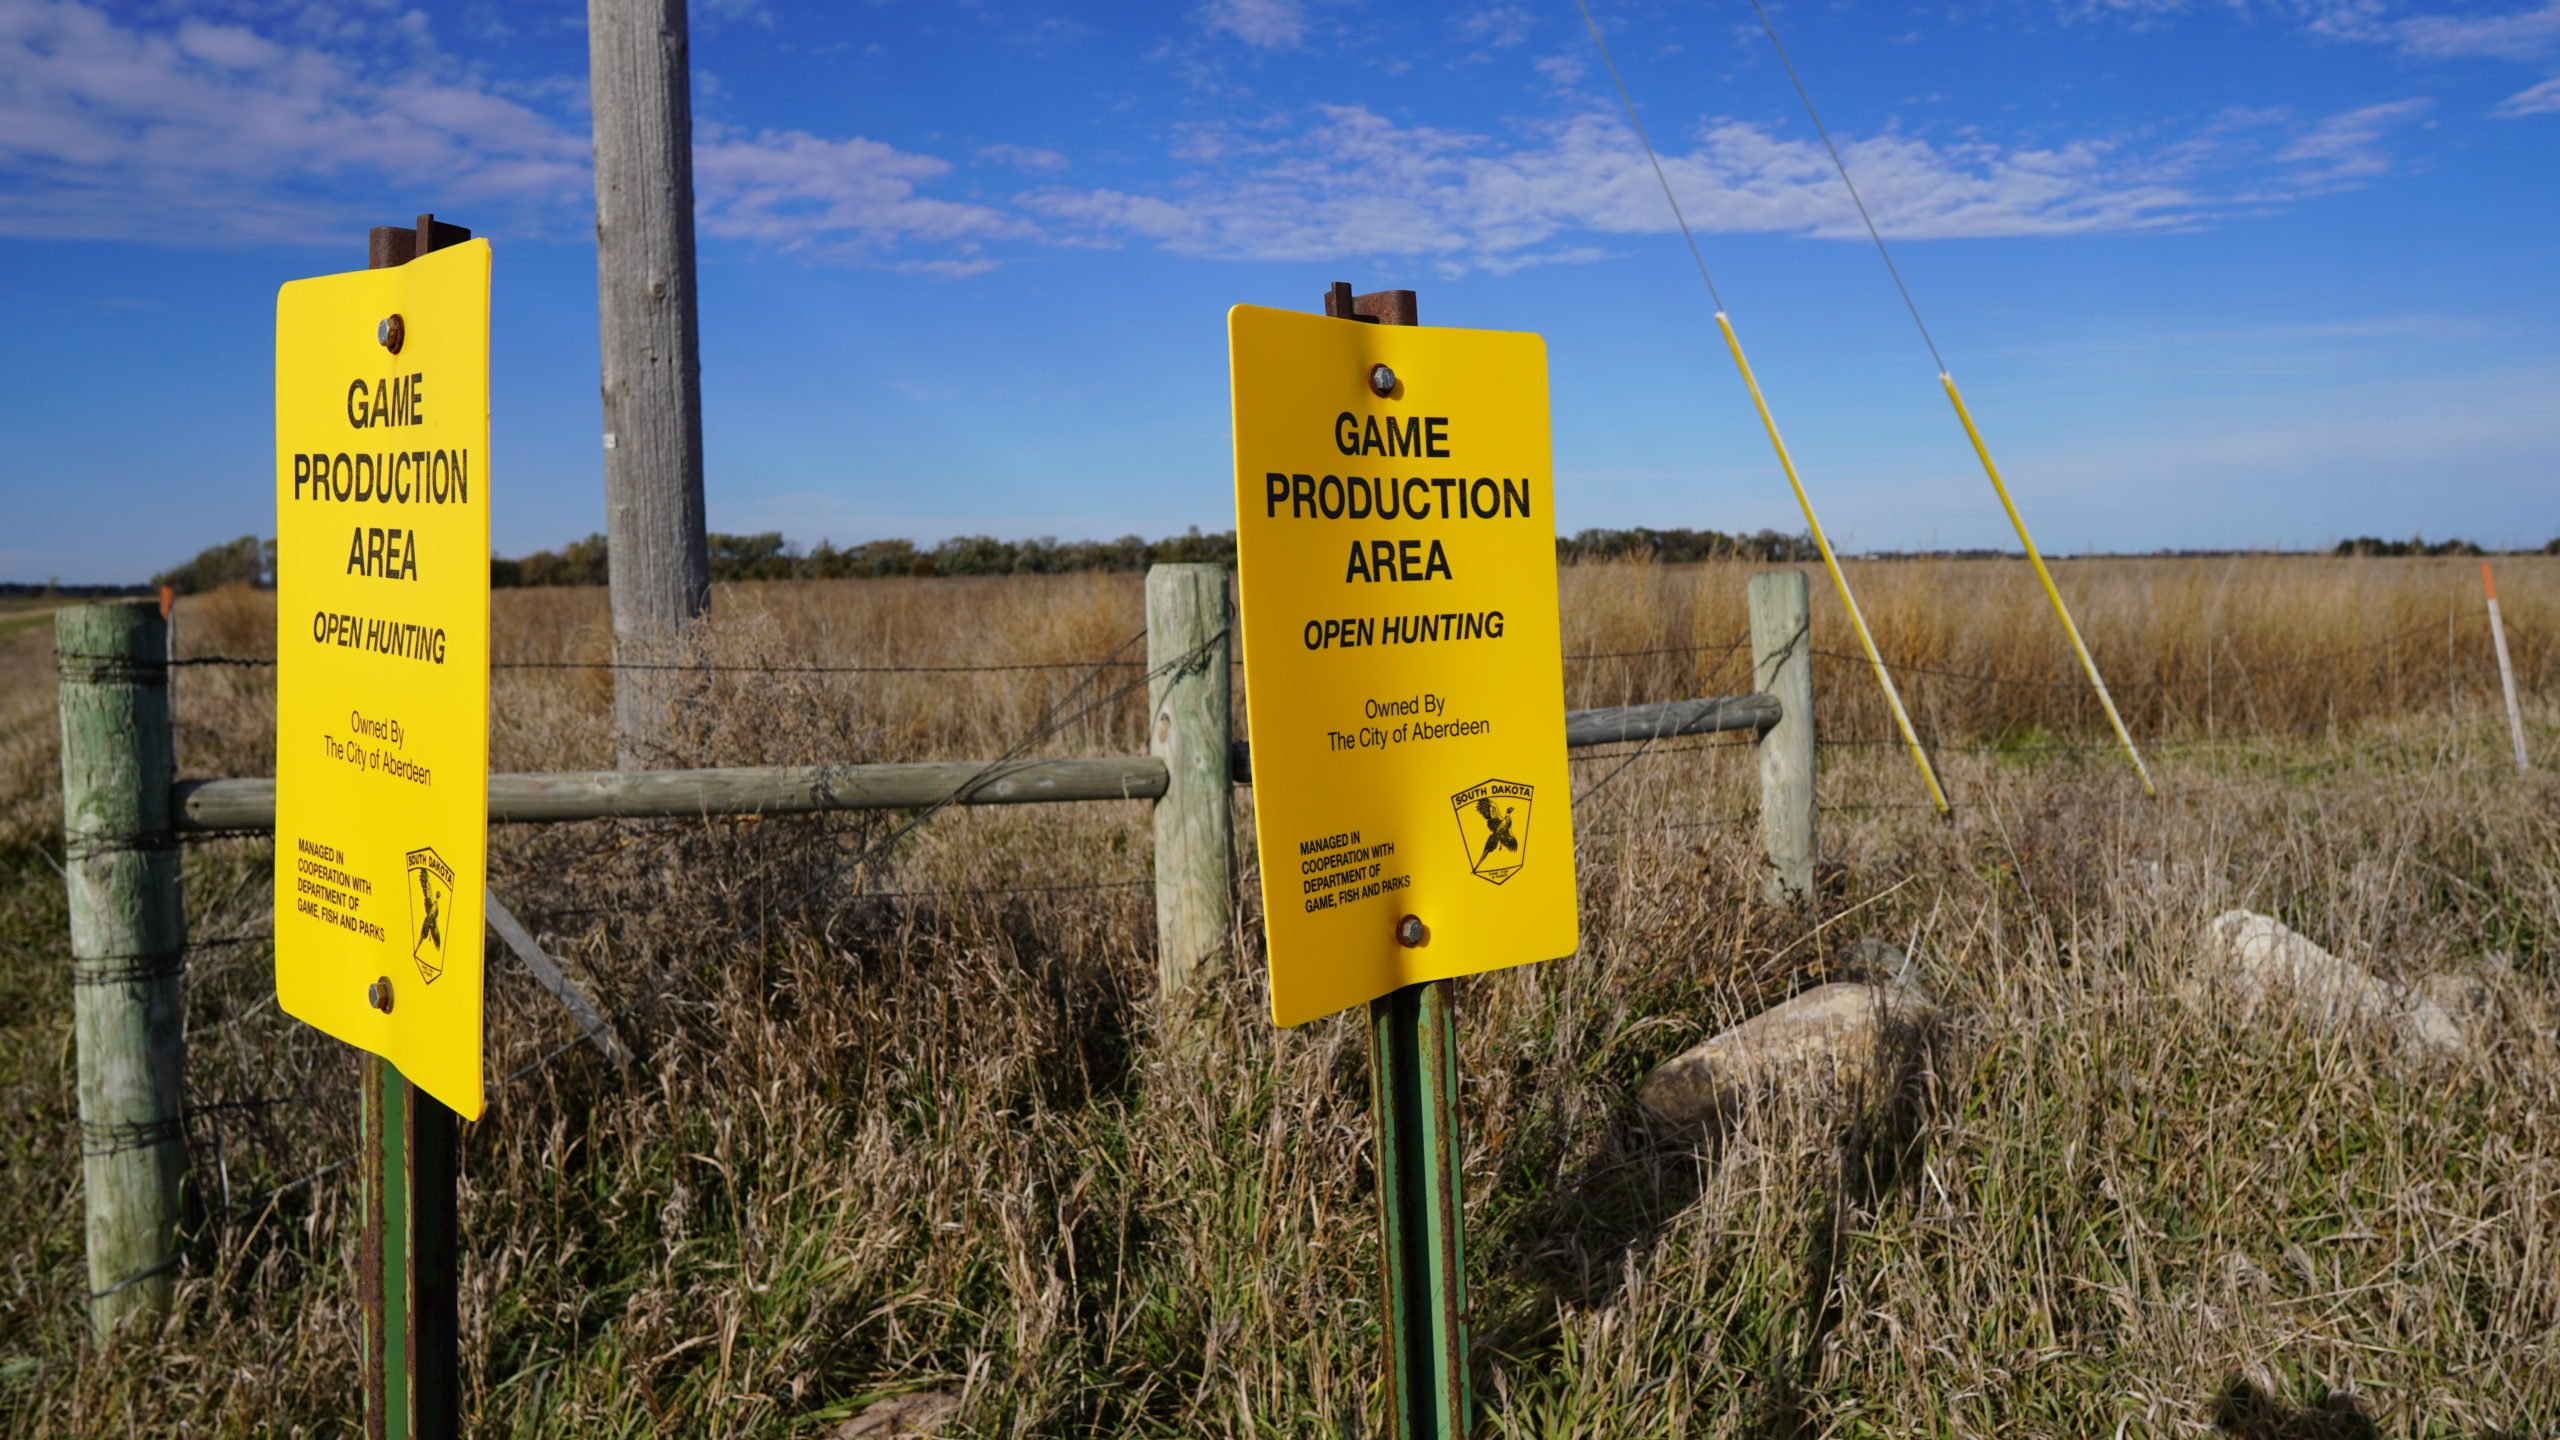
[162,553,2559,779]
[0,556,2551,1437]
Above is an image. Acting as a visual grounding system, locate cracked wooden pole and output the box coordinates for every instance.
[589,0,710,767]
[56,600,187,1338]
[1147,563,1234,999]
[1750,569,1815,904]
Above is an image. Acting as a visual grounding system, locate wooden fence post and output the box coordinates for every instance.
[1147,563,1234,998]
[56,601,187,1337]
[1750,570,1815,904]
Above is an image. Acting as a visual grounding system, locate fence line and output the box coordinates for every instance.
[60,561,2545,1321]
[33,567,1844,1330]
[90,632,1757,677]
[179,623,1186,1235]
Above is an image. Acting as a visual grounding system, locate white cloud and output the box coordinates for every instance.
[1197,0,1305,49]
[0,0,1030,270]
[1533,51,1588,87]
[694,129,1027,256]
[2493,75,2560,112]
[977,142,1068,172]
[2273,98,2431,185]
[1026,105,2226,274]
[2061,0,2560,61]
[1456,6,1537,49]
[0,2,2490,279]
[0,0,587,242]
[172,20,283,71]
[2394,3,2560,59]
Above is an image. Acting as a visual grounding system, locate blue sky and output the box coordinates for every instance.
[3,0,2556,582]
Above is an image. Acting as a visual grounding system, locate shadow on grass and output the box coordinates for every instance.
[1746,1011,1940,1440]
[2211,1379,2382,1439]
[1478,988,1941,1436]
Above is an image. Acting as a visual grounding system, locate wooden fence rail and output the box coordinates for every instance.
[54,564,1816,1335]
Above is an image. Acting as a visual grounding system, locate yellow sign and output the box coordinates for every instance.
[273,241,492,1118]
[1228,305,1580,1026]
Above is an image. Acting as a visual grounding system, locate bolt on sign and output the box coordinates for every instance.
[273,240,492,1119]
[1228,305,1580,1026]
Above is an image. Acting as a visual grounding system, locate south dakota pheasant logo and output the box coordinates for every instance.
[1450,779,1533,885]
[405,846,455,984]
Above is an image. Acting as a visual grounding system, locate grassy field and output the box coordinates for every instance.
[1,556,2554,1437]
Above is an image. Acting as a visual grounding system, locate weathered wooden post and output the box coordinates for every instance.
[1146,563,1234,998]
[56,600,187,1336]
[588,0,711,766]
[1749,570,1815,904]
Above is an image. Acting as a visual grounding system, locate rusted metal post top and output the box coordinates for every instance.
[1325,281,1419,327]
[366,214,473,270]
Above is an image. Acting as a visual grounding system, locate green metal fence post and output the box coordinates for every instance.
[1326,279,1471,1437]
[1369,979,1469,1437]
[357,214,469,1440]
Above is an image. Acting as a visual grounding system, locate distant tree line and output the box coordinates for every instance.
[2333,535,2499,557]
[0,581,152,600]
[489,529,1242,585]
[486,525,1822,585]
[1556,527,1818,564]
[151,535,275,594]
[128,527,2560,597]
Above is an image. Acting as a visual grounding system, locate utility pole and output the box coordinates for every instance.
[588,0,710,765]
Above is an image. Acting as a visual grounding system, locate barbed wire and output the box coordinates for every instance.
[192,630,1190,1216]
[493,627,1194,1090]
[1568,733,1757,765]
[92,599,2539,1225]
[1806,614,2493,695]
[101,629,1760,678]
[1577,811,1754,839]
[88,614,2520,699]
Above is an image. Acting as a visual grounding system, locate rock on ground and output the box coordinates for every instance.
[2198,910,2467,1057]
[1638,982,1936,1129]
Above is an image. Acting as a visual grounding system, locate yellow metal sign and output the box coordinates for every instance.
[273,241,491,1118]
[1228,305,1580,1026]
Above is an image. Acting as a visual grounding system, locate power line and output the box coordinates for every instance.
[1575,0,1727,313]
[1575,0,1954,817]
[1743,0,1945,373]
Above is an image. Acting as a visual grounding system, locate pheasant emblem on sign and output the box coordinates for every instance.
[1450,780,1533,885]
[405,845,456,984]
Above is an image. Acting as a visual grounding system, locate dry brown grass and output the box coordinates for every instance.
[0,557,2553,1437]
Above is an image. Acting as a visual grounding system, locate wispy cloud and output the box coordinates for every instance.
[1455,6,1538,51]
[2273,98,2432,185]
[977,142,1068,172]
[1022,98,2427,274]
[2393,3,2560,60]
[0,1,2493,280]
[1195,0,1305,49]
[2062,0,2560,62]
[0,0,1056,269]
[2492,74,2560,112]
[0,0,586,241]
[693,129,1028,259]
